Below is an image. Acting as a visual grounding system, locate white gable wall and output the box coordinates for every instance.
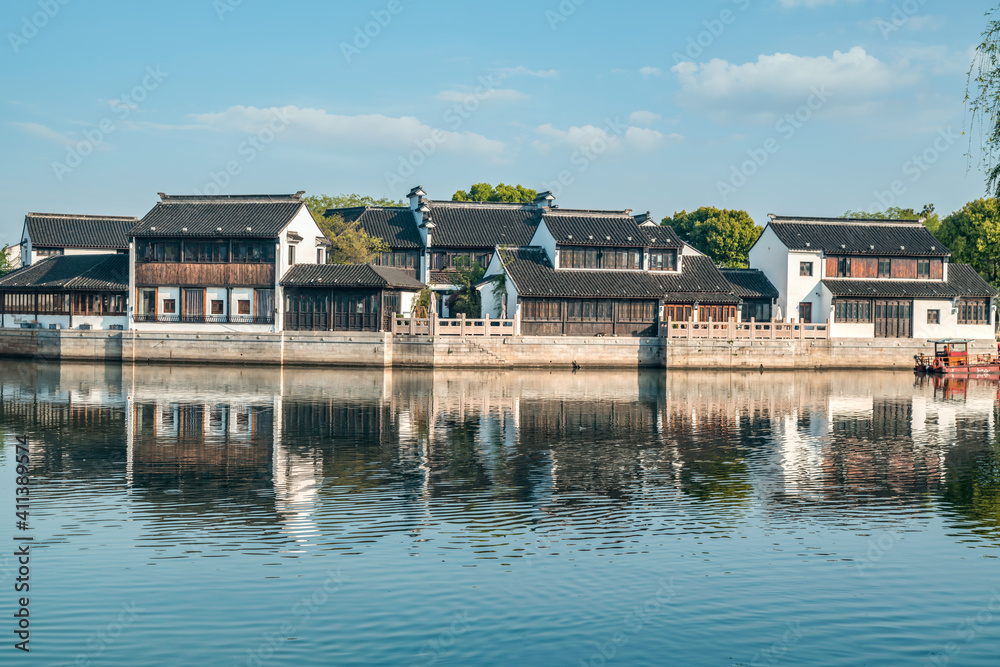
[748,226,790,320]
[530,219,558,267]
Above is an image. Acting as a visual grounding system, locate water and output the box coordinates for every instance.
[1,361,999,666]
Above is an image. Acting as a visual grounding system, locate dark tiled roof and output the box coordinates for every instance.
[332,207,423,249]
[720,269,779,300]
[424,201,541,248]
[766,217,948,257]
[498,248,738,302]
[280,264,425,290]
[0,254,128,291]
[25,213,136,249]
[132,194,306,238]
[543,214,683,249]
[823,264,997,299]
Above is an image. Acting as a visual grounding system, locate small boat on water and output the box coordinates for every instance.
[914,339,1000,376]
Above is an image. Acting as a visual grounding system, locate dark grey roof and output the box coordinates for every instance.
[0,254,128,291]
[280,264,425,290]
[132,193,306,238]
[720,269,779,300]
[331,207,423,249]
[766,217,948,257]
[497,248,739,302]
[543,214,684,249]
[24,213,136,249]
[823,264,997,299]
[424,201,541,248]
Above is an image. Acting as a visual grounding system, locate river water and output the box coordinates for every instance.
[1,360,999,666]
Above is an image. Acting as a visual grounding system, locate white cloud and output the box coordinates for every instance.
[495,66,558,80]
[639,66,663,79]
[188,105,507,156]
[436,88,528,103]
[532,122,681,153]
[629,111,662,126]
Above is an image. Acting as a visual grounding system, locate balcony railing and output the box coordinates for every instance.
[133,314,275,325]
[392,313,517,337]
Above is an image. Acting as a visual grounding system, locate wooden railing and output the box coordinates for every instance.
[660,318,830,340]
[392,313,516,337]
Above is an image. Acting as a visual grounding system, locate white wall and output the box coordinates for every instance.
[785,250,824,322]
[158,286,179,317]
[1,314,127,330]
[748,226,790,320]
[529,220,558,267]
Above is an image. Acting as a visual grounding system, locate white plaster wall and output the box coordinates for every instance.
[231,287,254,317]
[158,287,179,317]
[400,290,418,316]
[829,322,875,338]
[785,251,824,322]
[530,220,558,267]
[748,226,790,320]
[206,287,228,318]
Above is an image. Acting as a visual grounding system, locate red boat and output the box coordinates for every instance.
[914,339,1000,376]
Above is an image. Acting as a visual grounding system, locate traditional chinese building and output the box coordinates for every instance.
[19,212,135,267]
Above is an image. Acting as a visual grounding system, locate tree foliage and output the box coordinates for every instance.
[661,207,762,268]
[451,183,537,203]
[841,204,941,234]
[966,7,1000,196]
[0,244,14,275]
[445,258,486,317]
[936,198,1000,287]
[315,214,390,265]
[304,194,404,219]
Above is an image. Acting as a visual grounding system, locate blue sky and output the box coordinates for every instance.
[0,0,993,245]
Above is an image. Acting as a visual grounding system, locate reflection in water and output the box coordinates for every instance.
[3,361,1000,664]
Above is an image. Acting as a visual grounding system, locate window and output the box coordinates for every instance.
[800,262,813,277]
[182,241,228,263]
[927,309,940,324]
[917,259,931,279]
[288,245,296,266]
[238,300,250,315]
[255,289,275,321]
[36,248,64,257]
[835,299,872,323]
[162,299,176,314]
[878,258,892,278]
[211,300,224,315]
[665,305,693,322]
[649,251,677,271]
[139,289,156,316]
[798,302,813,324]
[136,241,181,263]
[560,246,643,270]
[957,298,989,325]
[836,257,851,277]
[232,241,276,264]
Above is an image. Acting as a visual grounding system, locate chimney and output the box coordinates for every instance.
[408,185,426,210]
[534,191,555,209]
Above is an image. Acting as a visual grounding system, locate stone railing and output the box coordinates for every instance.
[392,313,517,337]
[661,319,830,340]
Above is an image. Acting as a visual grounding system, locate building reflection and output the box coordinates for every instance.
[2,359,998,546]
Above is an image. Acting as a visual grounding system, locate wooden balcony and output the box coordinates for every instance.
[135,262,275,287]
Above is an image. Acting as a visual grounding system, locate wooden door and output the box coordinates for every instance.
[875,300,912,338]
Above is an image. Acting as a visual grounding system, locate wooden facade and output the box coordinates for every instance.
[520,297,659,337]
[284,287,402,332]
[135,262,275,288]
[825,256,943,280]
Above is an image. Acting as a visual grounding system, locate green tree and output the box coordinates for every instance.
[937,198,1000,287]
[841,205,941,234]
[0,243,14,275]
[445,258,486,317]
[452,183,537,203]
[661,207,762,268]
[315,213,390,265]
[304,194,404,219]
[967,6,1000,196]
